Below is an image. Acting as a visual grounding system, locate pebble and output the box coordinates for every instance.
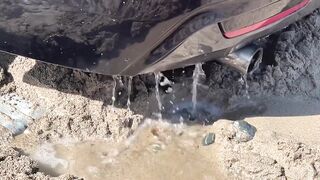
[202,133,215,146]
[151,143,163,152]
[233,120,256,142]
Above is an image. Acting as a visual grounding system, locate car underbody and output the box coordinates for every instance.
[0,0,319,76]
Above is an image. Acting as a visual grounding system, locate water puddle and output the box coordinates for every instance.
[20,120,224,180]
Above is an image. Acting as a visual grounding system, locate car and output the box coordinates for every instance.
[0,0,319,76]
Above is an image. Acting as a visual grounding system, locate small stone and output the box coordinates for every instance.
[151,143,163,153]
[233,120,256,142]
[202,133,215,146]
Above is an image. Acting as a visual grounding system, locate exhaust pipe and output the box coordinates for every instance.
[217,45,263,75]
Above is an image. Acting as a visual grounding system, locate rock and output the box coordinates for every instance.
[150,143,165,153]
[233,121,256,142]
[202,133,215,146]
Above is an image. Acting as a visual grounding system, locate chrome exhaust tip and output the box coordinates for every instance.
[218,45,263,75]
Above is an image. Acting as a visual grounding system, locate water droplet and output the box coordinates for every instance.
[241,75,250,99]
[127,76,133,111]
[154,72,163,120]
[112,76,118,108]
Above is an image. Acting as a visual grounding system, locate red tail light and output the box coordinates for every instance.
[224,0,310,38]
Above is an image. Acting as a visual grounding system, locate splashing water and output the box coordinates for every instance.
[112,75,118,108]
[127,76,133,111]
[154,72,163,120]
[192,63,205,114]
[118,77,124,86]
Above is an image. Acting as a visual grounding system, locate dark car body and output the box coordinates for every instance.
[0,0,319,76]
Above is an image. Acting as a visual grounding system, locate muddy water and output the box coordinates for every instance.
[16,120,225,180]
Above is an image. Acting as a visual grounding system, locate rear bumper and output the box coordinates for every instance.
[139,0,319,74]
[0,0,319,76]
